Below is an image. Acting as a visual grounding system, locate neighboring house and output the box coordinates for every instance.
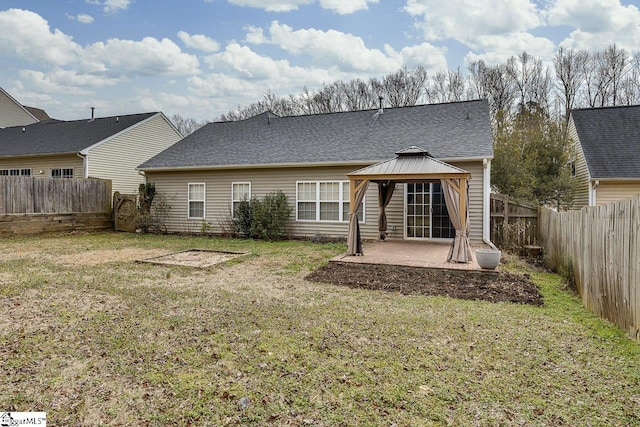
[138,100,494,243]
[0,112,183,194]
[569,105,640,208]
[0,86,42,127]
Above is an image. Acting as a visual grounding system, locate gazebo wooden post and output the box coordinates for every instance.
[459,177,467,230]
[349,178,356,216]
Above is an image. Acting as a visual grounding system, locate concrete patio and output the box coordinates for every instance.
[331,240,497,273]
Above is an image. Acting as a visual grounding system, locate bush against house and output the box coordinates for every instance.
[233,190,292,240]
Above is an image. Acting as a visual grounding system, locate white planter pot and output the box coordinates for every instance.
[476,249,501,270]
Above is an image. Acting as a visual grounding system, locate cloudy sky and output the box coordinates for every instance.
[1,0,639,121]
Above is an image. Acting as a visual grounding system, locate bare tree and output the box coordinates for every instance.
[507,51,553,113]
[170,114,208,136]
[554,47,587,122]
[341,78,381,111]
[603,44,630,106]
[428,68,466,103]
[468,60,517,131]
[619,52,640,105]
[382,66,427,107]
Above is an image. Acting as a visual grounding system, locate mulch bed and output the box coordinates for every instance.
[306,262,543,306]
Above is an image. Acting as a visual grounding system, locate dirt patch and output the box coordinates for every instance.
[138,249,247,268]
[306,262,543,306]
[56,248,170,266]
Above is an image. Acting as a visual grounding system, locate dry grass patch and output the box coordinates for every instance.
[0,232,639,426]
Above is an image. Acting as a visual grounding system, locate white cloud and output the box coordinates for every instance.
[177,31,220,52]
[463,32,556,65]
[247,21,400,73]
[0,8,81,66]
[67,13,95,23]
[77,13,95,23]
[548,0,640,52]
[20,68,118,93]
[204,43,310,80]
[228,0,377,14]
[85,37,200,76]
[405,0,541,43]
[198,43,348,99]
[103,0,131,13]
[228,0,312,12]
[318,0,378,14]
[395,43,448,71]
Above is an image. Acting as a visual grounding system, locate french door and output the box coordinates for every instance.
[405,182,455,239]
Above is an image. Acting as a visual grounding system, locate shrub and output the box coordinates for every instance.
[233,197,255,238]
[233,191,292,240]
[135,187,172,234]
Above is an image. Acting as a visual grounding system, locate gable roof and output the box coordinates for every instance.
[0,86,39,126]
[139,99,493,171]
[0,112,157,157]
[571,105,640,179]
[23,106,50,121]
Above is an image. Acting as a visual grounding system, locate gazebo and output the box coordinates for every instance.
[346,146,473,263]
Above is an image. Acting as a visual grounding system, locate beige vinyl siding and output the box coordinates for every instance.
[567,117,591,209]
[0,154,82,178]
[596,181,640,205]
[86,114,182,194]
[146,159,486,242]
[0,90,38,128]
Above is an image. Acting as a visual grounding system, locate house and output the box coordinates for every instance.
[569,105,640,208]
[138,100,494,243]
[0,86,45,127]
[0,112,183,194]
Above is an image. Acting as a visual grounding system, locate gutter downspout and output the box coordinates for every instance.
[77,152,88,178]
[483,158,497,250]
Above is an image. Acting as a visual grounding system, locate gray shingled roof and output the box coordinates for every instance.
[139,100,493,170]
[572,105,640,179]
[0,112,157,156]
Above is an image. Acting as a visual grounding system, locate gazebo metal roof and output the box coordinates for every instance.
[347,146,470,182]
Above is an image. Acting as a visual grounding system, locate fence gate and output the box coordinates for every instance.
[490,193,539,251]
[114,192,137,232]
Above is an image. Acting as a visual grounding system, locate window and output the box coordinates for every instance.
[188,183,205,219]
[296,181,364,222]
[51,168,73,178]
[0,168,31,176]
[231,182,251,217]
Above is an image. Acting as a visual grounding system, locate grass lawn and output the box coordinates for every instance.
[0,232,639,426]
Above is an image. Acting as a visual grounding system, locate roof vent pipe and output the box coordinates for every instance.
[378,96,384,114]
[89,107,95,122]
[22,127,25,132]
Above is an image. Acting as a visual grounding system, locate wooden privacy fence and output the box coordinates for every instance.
[0,177,113,235]
[539,197,640,341]
[490,193,539,251]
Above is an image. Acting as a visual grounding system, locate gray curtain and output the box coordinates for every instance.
[441,178,472,263]
[377,181,395,240]
[347,180,369,255]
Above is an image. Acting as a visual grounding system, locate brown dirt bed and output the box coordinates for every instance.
[306,262,543,306]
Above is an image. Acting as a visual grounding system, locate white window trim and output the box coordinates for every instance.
[187,182,206,219]
[0,168,31,176]
[295,180,364,223]
[51,168,74,178]
[231,182,251,218]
